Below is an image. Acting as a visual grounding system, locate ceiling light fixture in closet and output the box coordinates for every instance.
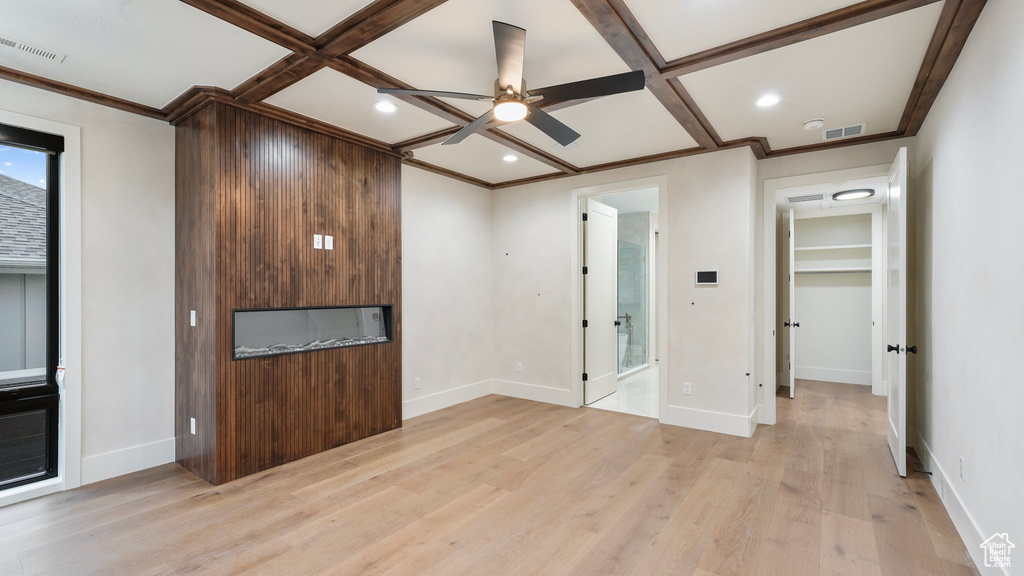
[832,189,875,201]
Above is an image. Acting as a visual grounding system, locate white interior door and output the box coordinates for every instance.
[788,209,797,399]
[886,147,909,477]
[584,199,618,404]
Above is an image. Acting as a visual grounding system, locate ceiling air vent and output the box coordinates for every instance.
[0,35,66,63]
[822,123,867,142]
[787,193,824,203]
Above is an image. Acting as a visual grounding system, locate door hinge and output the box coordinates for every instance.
[582,373,588,381]
[582,319,588,328]
[789,231,792,238]
[582,213,588,221]
[582,266,588,275]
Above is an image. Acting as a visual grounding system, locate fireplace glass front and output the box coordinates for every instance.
[233,306,391,360]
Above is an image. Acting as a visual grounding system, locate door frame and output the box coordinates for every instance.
[0,108,83,507]
[761,165,889,425]
[570,176,668,420]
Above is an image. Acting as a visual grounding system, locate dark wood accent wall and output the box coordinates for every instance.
[175,102,402,485]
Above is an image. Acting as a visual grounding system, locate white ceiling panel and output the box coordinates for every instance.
[264,68,456,145]
[412,134,556,184]
[499,89,698,167]
[679,4,943,151]
[352,0,630,118]
[0,0,289,109]
[238,0,375,37]
[625,0,863,61]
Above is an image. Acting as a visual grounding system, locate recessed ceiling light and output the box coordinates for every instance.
[803,118,825,131]
[372,100,398,114]
[502,154,519,163]
[833,189,875,201]
[756,94,781,108]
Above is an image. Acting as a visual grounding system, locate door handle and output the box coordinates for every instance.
[784,321,791,327]
[792,322,800,328]
[906,345,918,354]
[887,344,900,354]
[614,320,621,326]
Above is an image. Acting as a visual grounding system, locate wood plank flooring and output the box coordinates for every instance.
[0,380,978,575]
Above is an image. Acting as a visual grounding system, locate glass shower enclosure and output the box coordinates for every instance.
[617,240,647,373]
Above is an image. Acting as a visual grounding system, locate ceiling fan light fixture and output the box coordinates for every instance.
[494,100,528,122]
[832,189,875,201]
[372,100,397,114]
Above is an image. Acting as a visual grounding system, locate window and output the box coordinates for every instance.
[0,123,62,490]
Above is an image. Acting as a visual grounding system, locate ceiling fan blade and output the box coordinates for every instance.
[443,110,496,145]
[526,105,580,147]
[529,70,646,106]
[493,21,526,95]
[378,88,492,101]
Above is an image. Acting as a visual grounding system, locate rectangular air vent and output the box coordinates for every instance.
[787,194,824,203]
[0,35,66,63]
[822,123,867,142]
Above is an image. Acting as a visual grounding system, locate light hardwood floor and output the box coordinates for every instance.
[0,380,978,575]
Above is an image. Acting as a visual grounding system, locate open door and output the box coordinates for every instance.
[886,147,910,477]
[788,209,797,399]
[583,199,618,404]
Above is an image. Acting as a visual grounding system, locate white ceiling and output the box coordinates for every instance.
[625,0,863,61]
[264,68,456,145]
[777,176,888,212]
[412,134,556,182]
[598,187,659,214]
[0,0,289,108]
[679,3,943,150]
[352,0,630,120]
[499,89,699,166]
[238,0,374,37]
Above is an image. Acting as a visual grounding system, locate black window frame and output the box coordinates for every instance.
[0,122,63,490]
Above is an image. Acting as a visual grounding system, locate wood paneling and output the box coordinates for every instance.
[175,102,402,484]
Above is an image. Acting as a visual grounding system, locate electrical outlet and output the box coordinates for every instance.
[325,235,334,250]
[960,456,965,481]
[683,382,692,396]
[414,377,421,390]
[516,362,523,373]
[314,234,323,249]
[190,418,196,435]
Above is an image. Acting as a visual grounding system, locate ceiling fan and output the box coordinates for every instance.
[377,21,646,147]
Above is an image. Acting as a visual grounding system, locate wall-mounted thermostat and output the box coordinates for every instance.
[696,270,718,285]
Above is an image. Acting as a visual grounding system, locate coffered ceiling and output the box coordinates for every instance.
[0,0,987,189]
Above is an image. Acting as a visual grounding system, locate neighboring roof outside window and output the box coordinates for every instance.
[0,173,46,263]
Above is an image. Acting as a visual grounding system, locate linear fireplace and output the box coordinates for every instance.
[233,305,392,360]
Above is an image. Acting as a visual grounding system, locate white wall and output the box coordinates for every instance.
[912,0,1024,569]
[400,166,495,418]
[491,147,759,434]
[1,79,176,484]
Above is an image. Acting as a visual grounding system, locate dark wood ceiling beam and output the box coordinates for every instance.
[315,0,449,57]
[0,64,167,120]
[570,0,720,149]
[899,0,986,136]
[232,55,325,103]
[659,0,942,78]
[179,0,316,54]
[403,158,495,189]
[393,127,461,152]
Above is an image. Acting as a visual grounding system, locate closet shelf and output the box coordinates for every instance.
[795,267,871,274]
[793,243,872,251]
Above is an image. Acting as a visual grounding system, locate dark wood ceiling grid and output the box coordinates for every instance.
[0,0,988,189]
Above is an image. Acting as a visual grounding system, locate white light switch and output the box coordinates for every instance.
[314,234,323,249]
[190,310,196,327]
[190,418,196,435]
[325,235,334,250]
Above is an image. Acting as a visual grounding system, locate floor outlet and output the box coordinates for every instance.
[414,377,421,390]
[683,382,692,396]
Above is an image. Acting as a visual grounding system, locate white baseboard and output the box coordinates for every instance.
[661,404,758,438]
[402,380,492,420]
[915,432,1008,576]
[795,366,871,386]
[81,438,175,485]
[491,379,575,407]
